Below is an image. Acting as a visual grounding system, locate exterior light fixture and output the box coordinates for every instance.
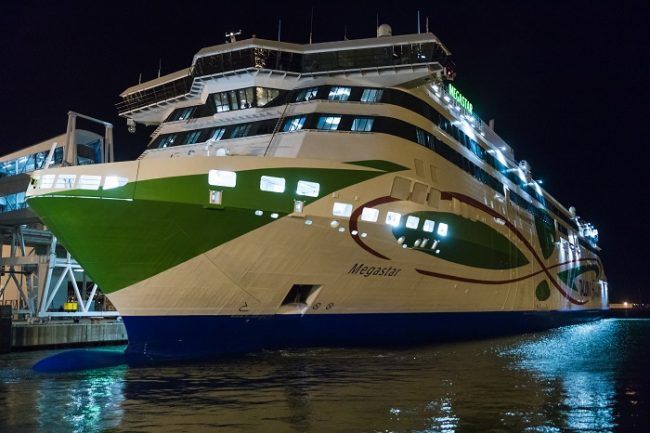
[209,190,222,205]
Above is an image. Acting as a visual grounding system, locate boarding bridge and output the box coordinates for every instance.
[0,112,118,320]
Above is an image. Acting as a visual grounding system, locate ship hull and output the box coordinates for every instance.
[25,155,608,364]
[122,310,603,363]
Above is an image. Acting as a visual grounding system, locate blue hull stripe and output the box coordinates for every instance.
[122,310,604,363]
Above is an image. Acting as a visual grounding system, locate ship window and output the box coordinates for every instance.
[411,182,428,204]
[283,116,307,132]
[423,219,435,233]
[256,87,280,106]
[213,92,231,112]
[157,134,177,148]
[390,177,410,200]
[351,117,374,132]
[406,216,420,229]
[385,211,401,227]
[295,87,318,102]
[40,174,56,189]
[230,123,252,138]
[260,175,286,193]
[316,115,341,130]
[360,88,383,103]
[54,174,76,189]
[237,88,254,109]
[103,176,128,190]
[296,180,320,197]
[328,86,351,101]
[361,207,379,222]
[170,106,197,121]
[332,202,353,217]
[208,170,237,187]
[416,129,427,145]
[209,128,226,141]
[437,222,449,237]
[229,90,239,110]
[78,175,102,190]
[184,130,202,145]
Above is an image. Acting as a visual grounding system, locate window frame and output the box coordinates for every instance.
[351,117,374,132]
[260,175,286,193]
[385,211,402,227]
[283,116,307,132]
[295,87,319,102]
[360,88,383,103]
[328,86,352,101]
[316,115,342,130]
[332,202,353,217]
[296,180,320,197]
[208,170,237,188]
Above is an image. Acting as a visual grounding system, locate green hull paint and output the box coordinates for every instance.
[534,212,557,260]
[28,166,386,293]
[347,160,408,172]
[29,196,274,294]
[392,211,529,270]
[557,264,601,291]
[535,280,551,301]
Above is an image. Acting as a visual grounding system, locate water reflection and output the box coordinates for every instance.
[504,320,618,432]
[36,368,125,433]
[0,319,648,432]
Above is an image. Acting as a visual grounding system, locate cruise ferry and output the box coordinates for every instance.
[25,26,608,362]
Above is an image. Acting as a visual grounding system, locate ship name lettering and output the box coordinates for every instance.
[348,263,402,278]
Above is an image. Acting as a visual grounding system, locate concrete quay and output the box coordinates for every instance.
[10,320,128,350]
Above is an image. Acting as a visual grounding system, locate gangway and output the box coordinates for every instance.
[0,112,118,320]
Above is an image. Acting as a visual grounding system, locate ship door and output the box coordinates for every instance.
[277,284,322,314]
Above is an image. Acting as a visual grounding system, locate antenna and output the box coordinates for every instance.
[417,10,421,34]
[138,72,142,84]
[344,24,348,40]
[157,58,162,78]
[278,18,282,41]
[309,7,314,44]
[225,30,242,43]
[426,16,429,33]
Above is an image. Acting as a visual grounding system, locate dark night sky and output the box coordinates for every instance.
[1,0,648,302]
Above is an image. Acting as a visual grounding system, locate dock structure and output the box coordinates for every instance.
[11,319,127,349]
[0,305,10,353]
[0,112,120,331]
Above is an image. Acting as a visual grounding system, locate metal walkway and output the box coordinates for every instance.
[0,112,118,321]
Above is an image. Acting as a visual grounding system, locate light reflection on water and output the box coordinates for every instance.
[503,320,619,432]
[0,319,648,433]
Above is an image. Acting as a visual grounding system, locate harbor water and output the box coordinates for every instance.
[1,319,648,432]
